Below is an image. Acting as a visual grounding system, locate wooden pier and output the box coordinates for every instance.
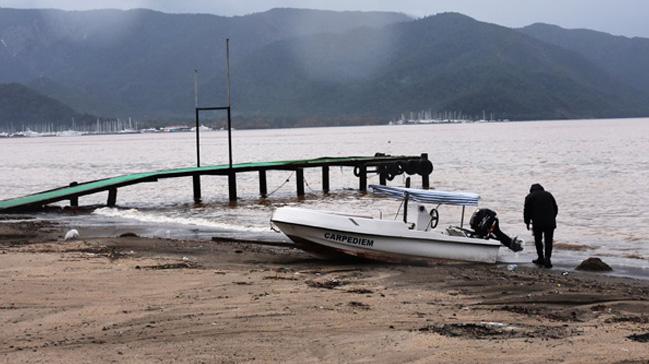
[0,154,433,213]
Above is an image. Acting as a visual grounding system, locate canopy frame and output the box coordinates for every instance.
[371,185,480,228]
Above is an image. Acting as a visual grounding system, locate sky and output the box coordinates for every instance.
[2,0,649,38]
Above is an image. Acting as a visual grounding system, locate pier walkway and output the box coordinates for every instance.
[0,154,432,212]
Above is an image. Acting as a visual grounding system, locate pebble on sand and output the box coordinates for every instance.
[63,229,80,241]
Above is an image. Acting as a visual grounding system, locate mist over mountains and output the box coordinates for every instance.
[519,23,649,95]
[1,7,649,129]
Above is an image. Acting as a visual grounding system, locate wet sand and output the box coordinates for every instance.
[1,219,649,363]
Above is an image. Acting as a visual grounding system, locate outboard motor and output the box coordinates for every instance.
[469,208,498,238]
[469,208,523,252]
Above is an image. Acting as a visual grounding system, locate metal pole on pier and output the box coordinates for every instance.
[225,38,236,203]
[421,153,430,189]
[194,69,199,109]
[193,69,202,203]
[194,69,200,168]
[403,177,411,223]
[226,38,233,169]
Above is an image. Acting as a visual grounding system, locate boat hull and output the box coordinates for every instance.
[271,207,501,264]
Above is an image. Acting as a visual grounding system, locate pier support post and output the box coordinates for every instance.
[379,171,387,186]
[322,166,329,194]
[296,168,305,197]
[421,153,430,190]
[259,170,267,198]
[69,182,78,207]
[228,172,237,203]
[403,177,411,223]
[359,164,367,192]
[192,175,202,203]
[107,188,117,207]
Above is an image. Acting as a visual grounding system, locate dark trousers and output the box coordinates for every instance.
[533,227,554,261]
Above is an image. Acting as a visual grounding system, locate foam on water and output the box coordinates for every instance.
[93,207,271,233]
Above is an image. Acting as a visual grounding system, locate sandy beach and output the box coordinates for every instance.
[1,219,649,363]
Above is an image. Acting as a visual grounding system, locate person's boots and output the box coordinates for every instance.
[544,257,552,269]
[544,240,552,268]
[544,246,553,268]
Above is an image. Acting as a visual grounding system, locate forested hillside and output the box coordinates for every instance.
[1,7,648,128]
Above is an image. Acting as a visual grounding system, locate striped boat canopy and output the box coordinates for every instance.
[370,185,480,206]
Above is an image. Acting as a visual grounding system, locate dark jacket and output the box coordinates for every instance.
[524,184,558,229]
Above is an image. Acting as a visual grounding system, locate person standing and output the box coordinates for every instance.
[524,184,558,268]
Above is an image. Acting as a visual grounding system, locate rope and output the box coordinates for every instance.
[268,167,378,196]
[267,171,295,197]
[394,199,404,220]
[303,175,317,193]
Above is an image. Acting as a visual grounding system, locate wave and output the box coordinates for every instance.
[92,207,270,233]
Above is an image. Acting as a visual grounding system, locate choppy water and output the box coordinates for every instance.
[1,118,648,273]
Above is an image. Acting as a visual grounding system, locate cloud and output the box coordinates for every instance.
[3,0,175,12]
[1,0,648,37]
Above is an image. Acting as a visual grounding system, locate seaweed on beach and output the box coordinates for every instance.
[306,278,346,289]
[263,275,299,281]
[139,262,197,270]
[419,322,578,340]
[348,301,371,310]
[346,288,374,294]
[627,332,649,343]
[606,315,649,324]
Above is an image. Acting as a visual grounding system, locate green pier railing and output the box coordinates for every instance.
[0,154,432,212]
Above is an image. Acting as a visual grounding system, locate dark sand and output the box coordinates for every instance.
[1,219,649,363]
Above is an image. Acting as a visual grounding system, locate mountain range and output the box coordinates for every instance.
[1,7,649,129]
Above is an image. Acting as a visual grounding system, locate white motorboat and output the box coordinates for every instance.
[271,184,507,264]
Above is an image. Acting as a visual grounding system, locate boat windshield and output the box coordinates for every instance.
[370,185,479,207]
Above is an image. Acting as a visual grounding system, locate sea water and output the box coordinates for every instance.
[1,118,648,273]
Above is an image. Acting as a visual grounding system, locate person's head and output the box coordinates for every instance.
[530,183,544,193]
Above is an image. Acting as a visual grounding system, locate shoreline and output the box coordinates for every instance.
[6,212,649,280]
[2,219,649,362]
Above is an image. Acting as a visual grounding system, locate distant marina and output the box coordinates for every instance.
[0,112,516,138]
[0,120,218,138]
[390,110,509,124]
